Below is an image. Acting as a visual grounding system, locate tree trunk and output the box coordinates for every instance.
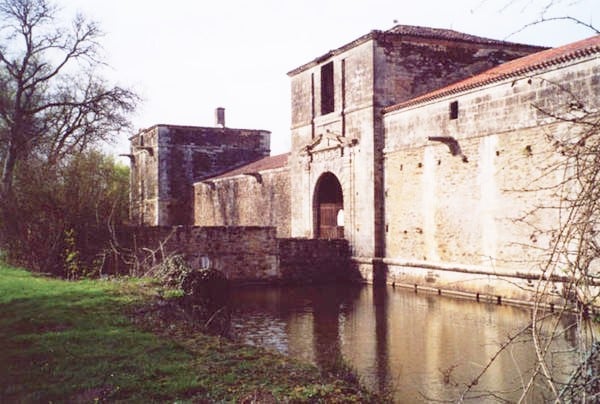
[1,139,17,197]
[0,139,18,253]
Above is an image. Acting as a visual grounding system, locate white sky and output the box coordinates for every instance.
[57,0,599,156]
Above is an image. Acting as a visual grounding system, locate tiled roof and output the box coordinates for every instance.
[288,25,544,76]
[385,25,540,46]
[384,34,600,112]
[204,153,290,181]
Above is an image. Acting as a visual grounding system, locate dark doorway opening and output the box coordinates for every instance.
[314,172,344,239]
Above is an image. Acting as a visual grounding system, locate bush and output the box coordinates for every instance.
[182,268,229,307]
[180,269,230,335]
[148,255,192,288]
[0,151,129,277]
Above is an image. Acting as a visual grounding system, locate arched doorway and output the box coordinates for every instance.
[314,172,344,239]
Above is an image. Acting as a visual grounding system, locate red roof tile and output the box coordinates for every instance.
[384,34,600,112]
[204,153,290,181]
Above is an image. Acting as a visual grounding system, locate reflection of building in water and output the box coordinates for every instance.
[339,288,379,386]
[339,288,575,402]
[230,314,289,354]
[286,312,316,363]
[231,285,579,401]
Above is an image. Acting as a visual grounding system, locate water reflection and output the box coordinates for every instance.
[229,284,578,402]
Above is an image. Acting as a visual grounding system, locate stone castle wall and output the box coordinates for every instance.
[193,167,291,237]
[129,127,160,226]
[288,42,376,254]
[372,34,543,108]
[382,55,600,299]
[130,125,270,226]
[288,32,543,259]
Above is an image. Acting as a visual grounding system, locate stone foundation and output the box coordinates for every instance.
[278,238,360,283]
[352,256,572,304]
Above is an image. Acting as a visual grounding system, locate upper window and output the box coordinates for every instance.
[449,100,459,120]
[320,62,334,115]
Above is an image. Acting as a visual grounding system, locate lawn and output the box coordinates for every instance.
[0,264,377,402]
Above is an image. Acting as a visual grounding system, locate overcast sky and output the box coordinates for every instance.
[58,0,599,155]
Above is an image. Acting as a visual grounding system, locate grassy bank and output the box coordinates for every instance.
[0,264,377,402]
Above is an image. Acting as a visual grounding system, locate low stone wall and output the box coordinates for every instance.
[110,226,354,284]
[112,226,278,282]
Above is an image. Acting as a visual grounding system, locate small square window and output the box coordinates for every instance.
[449,101,459,120]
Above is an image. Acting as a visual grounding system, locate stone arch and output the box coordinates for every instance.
[313,172,344,239]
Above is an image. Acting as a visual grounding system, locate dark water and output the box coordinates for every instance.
[229,284,578,402]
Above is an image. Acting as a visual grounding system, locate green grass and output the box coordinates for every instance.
[0,264,378,402]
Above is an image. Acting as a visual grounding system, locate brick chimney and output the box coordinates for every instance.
[215,107,225,128]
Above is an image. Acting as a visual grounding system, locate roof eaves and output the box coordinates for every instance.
[198,153,290,182]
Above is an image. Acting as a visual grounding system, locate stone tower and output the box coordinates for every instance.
[287,25,545,260]
[129,114,270,226]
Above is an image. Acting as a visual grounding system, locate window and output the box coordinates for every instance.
[320,62,334,115]
[449,100,459,120]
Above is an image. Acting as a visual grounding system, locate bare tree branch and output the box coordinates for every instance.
[0,0,138,196]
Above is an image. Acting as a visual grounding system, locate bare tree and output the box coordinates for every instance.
[455,3,600,401]
[476,0,598,34]
[456,93,599,402]
[0,0,137,196]
[521,85,599,402]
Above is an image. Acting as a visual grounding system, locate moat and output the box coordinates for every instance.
[229,284,577,402]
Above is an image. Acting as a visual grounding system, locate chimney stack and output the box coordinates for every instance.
[215,107,225,128]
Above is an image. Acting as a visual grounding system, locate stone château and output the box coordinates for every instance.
[128,25,600,300]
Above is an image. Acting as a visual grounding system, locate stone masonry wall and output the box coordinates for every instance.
[130,125,270,226]
[121,226,279,282]
[382,55,600,298]
[289,40,380,258]
[129,127,160,225]
[113,226,352,284]
[373,34,545,108]
[193,167,291,237]
[278,238,357,283]
[288,32,543,261]
[371,37,545,260]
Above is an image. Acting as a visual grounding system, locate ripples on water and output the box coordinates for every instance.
[229,284,580,402]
